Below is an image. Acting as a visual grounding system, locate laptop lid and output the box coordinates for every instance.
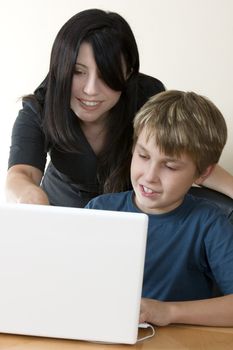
[0,203,148,344]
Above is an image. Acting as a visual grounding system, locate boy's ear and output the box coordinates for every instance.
[194,164,216,185]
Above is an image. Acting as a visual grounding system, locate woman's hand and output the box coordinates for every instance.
[5,164,49,205]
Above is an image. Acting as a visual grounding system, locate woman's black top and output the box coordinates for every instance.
[8,73,165,207]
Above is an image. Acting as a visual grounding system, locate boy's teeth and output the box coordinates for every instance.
[143,186,153,193]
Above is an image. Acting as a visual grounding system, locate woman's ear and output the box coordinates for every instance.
[195,164,216,185]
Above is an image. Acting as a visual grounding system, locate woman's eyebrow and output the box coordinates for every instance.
[75,63,86,68]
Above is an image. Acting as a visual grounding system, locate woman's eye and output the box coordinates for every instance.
[97,72,104,81]
[74,69,85,75]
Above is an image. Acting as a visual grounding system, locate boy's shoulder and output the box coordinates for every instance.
[186,193,233,227]
[188,188,233,225]
[85,191,134,212]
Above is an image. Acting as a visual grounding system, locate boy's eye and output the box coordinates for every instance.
[139,153,149,159]
[165,164,177,171]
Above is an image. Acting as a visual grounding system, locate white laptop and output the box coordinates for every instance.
[0,203,148,344]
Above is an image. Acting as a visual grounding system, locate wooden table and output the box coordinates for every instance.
[0,325,232,349]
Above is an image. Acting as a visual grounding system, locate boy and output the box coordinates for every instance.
[85,90,233,327]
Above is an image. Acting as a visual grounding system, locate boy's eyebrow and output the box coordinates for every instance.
[135,143,148,152]
[136,142,186,164]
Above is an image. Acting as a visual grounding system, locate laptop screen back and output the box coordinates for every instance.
[0,203,148,344]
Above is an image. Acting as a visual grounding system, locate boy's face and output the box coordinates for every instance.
[131,128,199,214]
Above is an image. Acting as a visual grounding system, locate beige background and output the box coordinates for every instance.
[0,0,233,201]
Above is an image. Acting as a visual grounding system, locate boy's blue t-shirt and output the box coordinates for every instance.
[85,191,233,301]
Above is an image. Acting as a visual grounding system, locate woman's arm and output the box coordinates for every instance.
[140,294,233,327]
[5,164,49,205]
[202,164,233,198]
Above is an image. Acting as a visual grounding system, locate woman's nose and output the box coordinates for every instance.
[83,74,98,96]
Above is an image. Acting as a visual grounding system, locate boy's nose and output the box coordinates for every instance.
[144,164,160,183]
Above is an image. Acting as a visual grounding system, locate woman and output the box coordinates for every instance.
[5,9,233,207]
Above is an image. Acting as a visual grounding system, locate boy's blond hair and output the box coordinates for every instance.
[133,90,227,175]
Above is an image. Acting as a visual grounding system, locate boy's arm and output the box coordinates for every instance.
[140,294,233,327]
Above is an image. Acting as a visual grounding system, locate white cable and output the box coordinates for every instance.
[137,323,156,342]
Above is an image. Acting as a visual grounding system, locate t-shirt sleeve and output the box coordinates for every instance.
[85,196,104,210]
[8,100,47,172]
[204,215,233,295]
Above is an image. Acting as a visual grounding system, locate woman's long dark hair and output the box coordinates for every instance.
[24,9,140,193]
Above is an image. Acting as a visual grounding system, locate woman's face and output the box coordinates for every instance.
[70,42,122,125]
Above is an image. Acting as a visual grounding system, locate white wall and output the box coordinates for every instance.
[1,0,233,201]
